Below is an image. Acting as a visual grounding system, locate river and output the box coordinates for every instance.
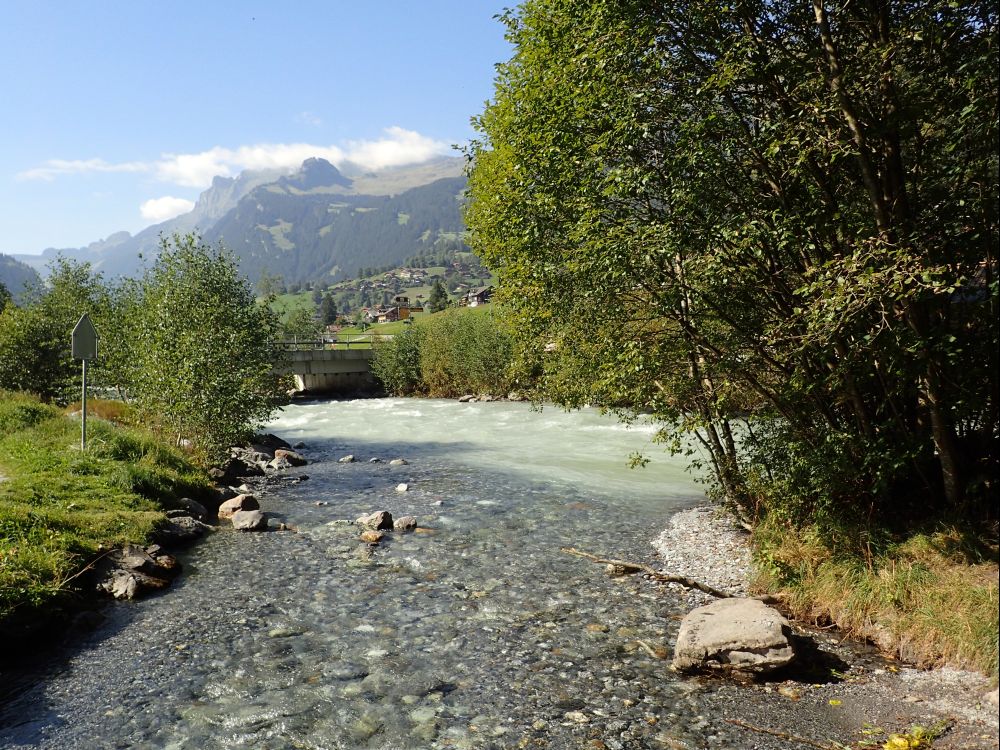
[0,398,761,749]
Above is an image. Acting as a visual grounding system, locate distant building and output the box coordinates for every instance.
[393,295,424,319]
[462,285,494,307]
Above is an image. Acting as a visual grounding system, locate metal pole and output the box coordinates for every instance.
[81,358,88,451]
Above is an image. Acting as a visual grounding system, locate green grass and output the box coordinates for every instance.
[753,519,1000,678]
[0,391,211,619]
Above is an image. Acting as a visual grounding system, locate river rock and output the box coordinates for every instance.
[268,455,294,471]
[458,395,475,403]
[231,509,268,531]
[173,497,208,521]
[395,483,409,493]
[154,515,211,545]
[389,458,408,466]
[394,515,418,532]
[218,494,260,519]
[274,448,307,466]
[360,529,385,544]
[339,454,356,463]
[671,597,796,674]
[356,510,394,530]
[211,456,265,481]
[93,544,180,600]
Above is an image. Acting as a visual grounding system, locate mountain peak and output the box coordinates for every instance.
[281,158,353,191]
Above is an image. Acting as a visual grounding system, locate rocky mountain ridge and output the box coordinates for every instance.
[12,156,468,285]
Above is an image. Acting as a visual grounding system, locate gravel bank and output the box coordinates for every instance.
[654,506,999,750]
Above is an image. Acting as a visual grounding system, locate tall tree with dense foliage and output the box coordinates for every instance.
[124,234,286,459]
[466,0,998,528]
[0,258,110,401]
[427,278,449,313]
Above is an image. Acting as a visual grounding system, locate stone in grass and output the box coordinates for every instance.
[671,597,796,674]
[356,510,394,530]
[218,494,260,519]
[231,509,268,531]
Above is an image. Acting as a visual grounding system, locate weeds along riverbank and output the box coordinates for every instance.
[0,391,213,641]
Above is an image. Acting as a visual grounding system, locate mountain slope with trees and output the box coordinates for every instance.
[9,157,468,286]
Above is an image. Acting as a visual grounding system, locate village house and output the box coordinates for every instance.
[461,285,494,307]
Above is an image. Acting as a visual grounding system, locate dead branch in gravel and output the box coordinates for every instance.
[560,547,733,599]
[725,719,836,749]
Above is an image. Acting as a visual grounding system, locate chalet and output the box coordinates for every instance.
[376,307,399,324]
[393,295,424,320]
[462,286,494,307]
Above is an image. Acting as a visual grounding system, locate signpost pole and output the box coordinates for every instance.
[81,358,88,451]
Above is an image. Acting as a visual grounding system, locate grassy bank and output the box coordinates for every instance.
[753,519,999,678]
[0,391,211,621]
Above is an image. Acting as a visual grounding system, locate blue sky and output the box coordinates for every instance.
[1,1,512,255]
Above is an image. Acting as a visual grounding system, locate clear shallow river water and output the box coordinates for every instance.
[0,398,765,750]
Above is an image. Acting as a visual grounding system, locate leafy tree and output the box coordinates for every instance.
[466,0,998,527]
[125,234,286,458]
[427,278,449,313]
[281,307,322,339]
[0,281,10,312]
[0,258,109,401]
[256,271,284,299]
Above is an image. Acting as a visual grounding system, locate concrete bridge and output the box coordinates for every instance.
[271,339,378,394]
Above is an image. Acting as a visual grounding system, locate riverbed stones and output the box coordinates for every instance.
[231,509,268,531]
[93,544,181,600]
[360,529,385,544]
[356,510,394,530]
[394,515,418,532]
[389,458,408,466]
[339,454,356,463]
[164,497,208,521]
[218,494,260,519]
[671,597,796,674]
[274,448,307,466]
[395,483,409,493]
[154,515,210,545]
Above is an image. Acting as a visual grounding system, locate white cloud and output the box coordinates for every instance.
[295,111,323,127]
[18,126,452,189]
[140,195,196,222]
[345,127,450,171]
[17,158,149,181]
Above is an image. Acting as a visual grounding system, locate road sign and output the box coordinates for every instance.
[71,313,99,450]
[72,313,98,360]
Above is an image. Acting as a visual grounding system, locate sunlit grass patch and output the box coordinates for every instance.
[0,391,210,620]
[753,519,999,677]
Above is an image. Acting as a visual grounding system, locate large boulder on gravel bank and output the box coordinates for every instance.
[672,597,796,674]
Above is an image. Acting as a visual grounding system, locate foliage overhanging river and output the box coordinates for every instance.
[0,398,767,749]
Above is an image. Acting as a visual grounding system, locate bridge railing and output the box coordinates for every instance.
[271,333,393,351]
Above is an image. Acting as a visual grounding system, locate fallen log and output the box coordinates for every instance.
[560,547,733,599]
